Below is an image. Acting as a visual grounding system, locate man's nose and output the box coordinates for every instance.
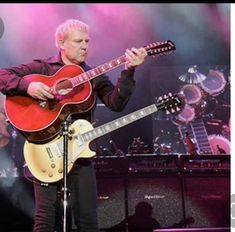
[81,41,88,48]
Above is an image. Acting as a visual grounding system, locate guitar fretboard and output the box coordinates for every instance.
[81,104,157,142]
[190,119,212,154]
[179,118,212,154]
[70,55,126,88]
[69,40,176,88]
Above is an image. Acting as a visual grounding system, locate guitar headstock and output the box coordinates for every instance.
[145,40,176,57]
[156,93,183,114]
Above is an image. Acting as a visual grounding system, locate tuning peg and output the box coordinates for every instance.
[166,110,170,114]
[171,108,175,113]
[176,106,181,111]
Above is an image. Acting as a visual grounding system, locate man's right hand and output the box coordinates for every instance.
[27,82,54,100]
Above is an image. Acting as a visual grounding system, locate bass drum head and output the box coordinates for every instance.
[200,69,227,96]
[180,84,202,105]
[208,134,230,155]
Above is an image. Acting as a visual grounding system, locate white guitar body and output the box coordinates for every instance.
[24,119,95,183]
[23,93,182,183]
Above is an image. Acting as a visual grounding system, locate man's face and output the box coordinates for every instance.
[61,29,89,65]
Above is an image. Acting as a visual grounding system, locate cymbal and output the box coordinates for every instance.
[178,65,206,84]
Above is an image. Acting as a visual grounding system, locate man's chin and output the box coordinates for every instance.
[78,56,86,63]
[72,58,85,65]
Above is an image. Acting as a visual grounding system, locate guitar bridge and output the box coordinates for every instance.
[39,100,47,108]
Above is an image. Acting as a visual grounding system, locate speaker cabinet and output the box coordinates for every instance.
[183,174,230,228]
[95,156,230,231]
[96,175,126,230]
[127,176,184,231]
[97,174,184,231]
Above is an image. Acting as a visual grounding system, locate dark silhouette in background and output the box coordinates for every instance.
[106,201,160,232]
[106,201,194,232]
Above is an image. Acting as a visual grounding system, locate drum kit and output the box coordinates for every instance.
[172,65,230,155]
[153,65,230,155]
[128,137,152,154]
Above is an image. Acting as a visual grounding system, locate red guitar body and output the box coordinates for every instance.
[4,40,176,143]
[5,64,96,143]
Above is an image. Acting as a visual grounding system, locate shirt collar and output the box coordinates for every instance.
[46,53,64,64]
[46,53,87,69]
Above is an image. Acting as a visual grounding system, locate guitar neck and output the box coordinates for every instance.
[190,119,212,154]
[70,55,126,88]
[81,104,157,142]
[69,40,176,88]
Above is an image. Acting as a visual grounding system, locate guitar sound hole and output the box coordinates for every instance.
[55,79,73,95]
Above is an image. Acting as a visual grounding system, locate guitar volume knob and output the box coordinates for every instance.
[51,163,56,168]
[48,173,53,177]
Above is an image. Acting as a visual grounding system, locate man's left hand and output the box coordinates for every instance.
[125,47,148,70]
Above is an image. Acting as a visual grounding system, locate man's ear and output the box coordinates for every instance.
[59,40,65,49]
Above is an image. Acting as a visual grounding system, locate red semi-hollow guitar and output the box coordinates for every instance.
[5,40,176,143]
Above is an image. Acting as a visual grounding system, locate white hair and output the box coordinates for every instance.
[55,19,90,48]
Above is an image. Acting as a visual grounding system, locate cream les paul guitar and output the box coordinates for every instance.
[24,93,182,183]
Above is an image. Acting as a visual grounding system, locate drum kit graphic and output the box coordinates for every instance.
[172,65,230,155]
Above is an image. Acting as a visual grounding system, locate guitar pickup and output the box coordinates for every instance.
[74,134,85,147]
[46,147,53,159]
[46,144,62,158]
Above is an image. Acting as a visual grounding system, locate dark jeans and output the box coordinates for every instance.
[33,159,99,232]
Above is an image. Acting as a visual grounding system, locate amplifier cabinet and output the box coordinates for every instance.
[94,155,230,230]
[182,173,230,228]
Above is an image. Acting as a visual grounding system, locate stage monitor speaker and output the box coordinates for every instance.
[183,174,230,228]
[127,176,185,231]
[96,175,126,230]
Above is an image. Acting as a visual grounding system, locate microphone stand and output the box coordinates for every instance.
[124,155,129,232]
[10,127,18,177]
[61,117,71,232]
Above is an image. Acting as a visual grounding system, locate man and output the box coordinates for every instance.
[0,19,147,232]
